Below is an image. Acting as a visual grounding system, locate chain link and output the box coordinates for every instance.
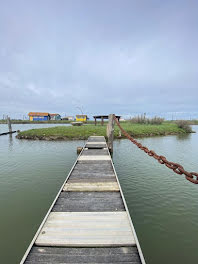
[114,115,198,184]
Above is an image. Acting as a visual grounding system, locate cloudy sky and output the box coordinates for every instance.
[0,0,198,119]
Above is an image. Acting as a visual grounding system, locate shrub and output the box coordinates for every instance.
[176,120,192,133]
[130,115,164,125]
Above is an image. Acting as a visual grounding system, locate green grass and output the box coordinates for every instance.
[17,122,189,140]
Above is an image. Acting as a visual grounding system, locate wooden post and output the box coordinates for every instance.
[117,118,122,137]
[101,116,104,126]
[107,114,114,153]
[94,117,97,126]
[7,116,12,133]
[77,147,83,154]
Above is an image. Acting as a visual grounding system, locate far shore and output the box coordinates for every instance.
[16,122,194,141]
[1,119,198,125]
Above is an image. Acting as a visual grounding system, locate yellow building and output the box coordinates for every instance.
[76,115,88,122]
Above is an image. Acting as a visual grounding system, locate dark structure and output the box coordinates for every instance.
[93,115,121,126]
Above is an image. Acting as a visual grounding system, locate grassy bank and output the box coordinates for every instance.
[16,122,191,140]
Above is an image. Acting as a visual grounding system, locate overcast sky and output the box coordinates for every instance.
[0,0,198,119]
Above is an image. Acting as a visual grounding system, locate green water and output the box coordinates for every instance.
[0,124,198,264]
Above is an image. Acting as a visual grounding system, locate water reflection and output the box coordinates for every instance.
[0,124,198,264]
[8,134,13,150]
[176,133,191,141]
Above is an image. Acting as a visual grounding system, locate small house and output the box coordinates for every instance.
[76,115,88,122]
[62,116,75,121]
[50,113,61,120]
[28,112,50,121]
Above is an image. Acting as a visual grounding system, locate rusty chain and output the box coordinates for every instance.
[113,115,198,184]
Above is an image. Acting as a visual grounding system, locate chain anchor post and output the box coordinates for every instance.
[107,114,115,154]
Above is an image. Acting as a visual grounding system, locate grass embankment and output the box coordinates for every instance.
[16,122,189,140]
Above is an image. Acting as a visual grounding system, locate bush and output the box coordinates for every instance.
[176,120,192,133]
[130,114,164,125]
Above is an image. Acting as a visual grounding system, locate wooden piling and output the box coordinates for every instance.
[101,116,104,126]
[7,117,12,133]
[107,114,114,153]
[77,147,83,154]
[0,117,16,136]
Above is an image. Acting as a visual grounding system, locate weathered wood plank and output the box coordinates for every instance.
[31,246,139,255]
[68,174,117,183]
[86,145,107,149]
[25,246,141,264]
[78,156,111,161]
[77,160,112,165]
[35,212,135,247]
[26,252,140,263]
[52,191,125,212]
[73,164,113,171]
[63,182,119,192]
[57,191,123,199]
[25,260,141,264]
[86,142,107,145]
[82,149,109,156]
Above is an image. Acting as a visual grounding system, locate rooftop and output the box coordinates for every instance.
[28,112,49,116]
[50,113,60,116]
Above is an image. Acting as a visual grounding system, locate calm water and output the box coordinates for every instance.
[0,124,198,264]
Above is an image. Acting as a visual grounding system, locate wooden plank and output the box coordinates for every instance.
[63,182,119,191]
[78,156,111,161]
[74,163,113,170]
[68,177,117,183]
[82,149,109,156]
[86,142,107,145]
[25,246,141,263]
[31,246,140,255]
[35,212,135,247]
[57,191,123,199]
[52,191,125,212]
[87,138,106,143]
[70,171,115,177]
[77,160,112,165]
[86,145,107,149]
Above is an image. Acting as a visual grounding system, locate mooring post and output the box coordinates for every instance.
[7,116,12,133]
[107,114,114,153]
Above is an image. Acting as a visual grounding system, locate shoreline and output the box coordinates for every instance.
[16,132,192,141]
[16,122,193,141]
[1,120,198,125]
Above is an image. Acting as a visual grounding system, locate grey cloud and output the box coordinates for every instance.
[0,0,198,119]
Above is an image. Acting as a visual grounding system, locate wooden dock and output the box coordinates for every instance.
[21,136,145,264]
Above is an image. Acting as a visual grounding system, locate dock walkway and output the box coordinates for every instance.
[21,136,145,264]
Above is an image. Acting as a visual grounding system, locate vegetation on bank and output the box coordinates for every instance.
[16,122,192,140]
[175,120,192,133]
[130,114,164,125]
